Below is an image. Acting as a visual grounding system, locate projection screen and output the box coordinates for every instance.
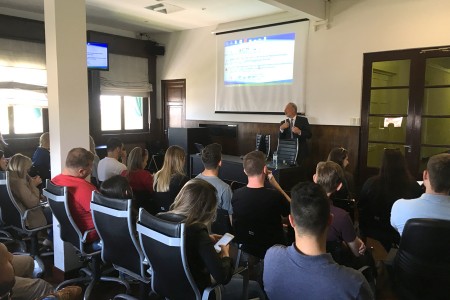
[215,19,309,114]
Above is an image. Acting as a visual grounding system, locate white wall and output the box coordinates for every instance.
[154,0,450,125]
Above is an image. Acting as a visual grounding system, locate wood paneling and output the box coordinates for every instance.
[185,120,361,187]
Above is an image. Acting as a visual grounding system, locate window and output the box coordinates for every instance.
[100,95,145,132]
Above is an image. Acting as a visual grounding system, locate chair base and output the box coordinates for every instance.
[56,267,131,300]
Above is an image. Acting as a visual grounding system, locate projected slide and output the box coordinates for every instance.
[224,33,295,86]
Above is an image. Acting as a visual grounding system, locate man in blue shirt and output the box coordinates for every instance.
[391,153,450,235]
[263,182,373,300]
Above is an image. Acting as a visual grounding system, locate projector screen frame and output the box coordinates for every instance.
[215,19,309,115]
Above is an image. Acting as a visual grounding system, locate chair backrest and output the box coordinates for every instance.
[43,180,84,251]
[256,134,270,158]
[0,171,27,230]
[277,139,298,166]
[211,208,232,235]
[137,209,200,300]
[394,218,450,298]
[91,192,149,281]
[233,220,270,259]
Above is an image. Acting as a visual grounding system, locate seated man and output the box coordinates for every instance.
[391,153,450,235]
[97,137,127,182]
[195,143,233,230]
[232,150,290,259]
[263,182,373,300]
[0,243,82,300]
[314,161,366,261]
[52,148,99,246]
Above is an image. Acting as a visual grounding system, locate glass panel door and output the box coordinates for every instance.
[367,60,411,168]
[420,57,450,171]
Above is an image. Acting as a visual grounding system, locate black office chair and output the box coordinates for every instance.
[136,208,224,300]
[91,191,151,298]
[256,134,270,159]
[0,171,52,268]
[276,139,298,166]
[393,218,450,300]
[43,180,127,300]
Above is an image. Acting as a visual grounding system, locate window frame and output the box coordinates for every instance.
[0,105,48,138]
[99,95,149,134]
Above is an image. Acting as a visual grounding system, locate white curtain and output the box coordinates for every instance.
[100,54,152,97]
[0,38,47,106]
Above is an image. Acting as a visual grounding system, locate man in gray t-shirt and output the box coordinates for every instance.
[195,143,233,225]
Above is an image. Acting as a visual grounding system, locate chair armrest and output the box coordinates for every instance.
[202,282,223,300]
[81,228,97,243]
[22,205,46,219]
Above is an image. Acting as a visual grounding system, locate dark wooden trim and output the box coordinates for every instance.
[0,14,45,43]
[87,31,164,57]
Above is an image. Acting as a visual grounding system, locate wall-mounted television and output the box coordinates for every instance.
[87,42,109,70]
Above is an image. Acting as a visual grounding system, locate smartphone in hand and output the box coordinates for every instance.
[214,233,234,253]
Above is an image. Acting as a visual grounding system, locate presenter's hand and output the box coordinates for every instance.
[292,126,301,135]
[280,120,289,131]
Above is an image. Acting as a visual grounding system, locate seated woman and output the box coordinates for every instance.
[100,175,137,220]
[159,178,265,300]
[121,147,153,211]
[327,147,355,200]
[100,175,134,199]
[358,149,423,251]
[152,146,189,214]
[7,153,51,229]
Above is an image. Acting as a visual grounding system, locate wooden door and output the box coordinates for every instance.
[360,47,450,181]
[161,79,186,146]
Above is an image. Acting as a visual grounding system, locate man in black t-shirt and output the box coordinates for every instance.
[231,150,290,259]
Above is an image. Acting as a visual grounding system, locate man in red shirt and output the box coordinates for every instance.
[52,147,99,245]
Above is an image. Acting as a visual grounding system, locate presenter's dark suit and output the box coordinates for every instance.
[279,116,312,163]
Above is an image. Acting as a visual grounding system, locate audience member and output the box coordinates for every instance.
[314,161,369,266]
[89,136,100,187]
[391,153,450,235]
[97,137,127,182]
[263,182,373,300]
[232,150,290,259]
[359,149,422,250]
[159,178,265,300]
[152,145,189,214]
[195,143,233,227]
[0,243,82,300]
[100,175,134,199]
[121,147,153,209]
[7,154,50,229]
[31,132,51,184]
[0,150,7,171]
[327,147,356,200]
[52,148,100,248]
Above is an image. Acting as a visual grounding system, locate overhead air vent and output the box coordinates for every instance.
[145,3,185,14]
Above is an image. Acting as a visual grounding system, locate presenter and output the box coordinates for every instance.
[279,102,312,164]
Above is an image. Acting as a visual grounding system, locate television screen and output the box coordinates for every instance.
[87,42,109,70]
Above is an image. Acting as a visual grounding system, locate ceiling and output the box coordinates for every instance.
[0,0,321,35]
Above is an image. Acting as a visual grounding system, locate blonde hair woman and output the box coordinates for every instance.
[152,145,188,214]
[159,179,265,299]
[7,154,49,229]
